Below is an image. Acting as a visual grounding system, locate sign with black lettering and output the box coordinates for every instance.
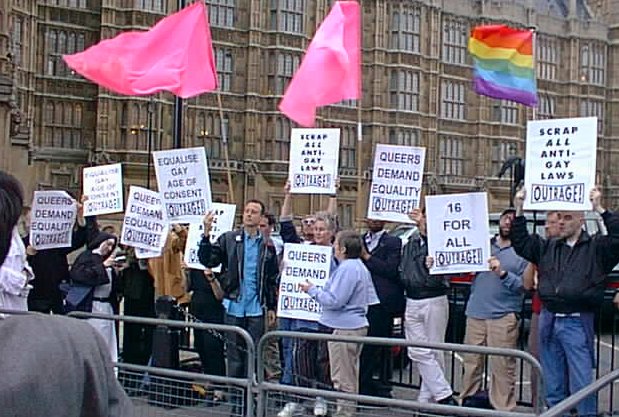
[277,243,332,321]
[288,128,340,195]
[367,144,426,223]
[524,117,597,211]
[426,192,490,275]
[184,203,236,271]
[153,147,212,223]
[30,191,77,250]
[120,186,169,252]
[136,247,162,259]
[82,163,123,216]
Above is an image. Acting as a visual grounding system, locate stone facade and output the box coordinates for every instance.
[2,0,619,228]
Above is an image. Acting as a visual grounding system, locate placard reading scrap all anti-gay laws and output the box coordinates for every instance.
[153,147,212,223]
[367,144,426,223]
[82,163,124,216]
[288,128,340,195]
[524,117,597,211]
[277,243,332,322]
[183,203,237,271]
[30,191,77,250]
[426,192,490,275]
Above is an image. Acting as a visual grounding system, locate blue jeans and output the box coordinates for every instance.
[539,309,596,416]
[278,317,318,385]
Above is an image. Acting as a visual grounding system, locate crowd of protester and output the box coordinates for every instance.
[1,168,619,417]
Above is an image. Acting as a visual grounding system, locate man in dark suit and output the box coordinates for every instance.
[358,219,403,398]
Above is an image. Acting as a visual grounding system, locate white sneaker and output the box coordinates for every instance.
[278,402,301,417]
[313,396,328,416]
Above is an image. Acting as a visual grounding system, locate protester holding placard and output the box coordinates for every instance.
[459,208,530,411]
[300,230,379,417]
[24,195,98,314]
[399,208,457,406]
[69,231,120,363]
[148,224,190,304]
[511,187,619,416]
[198,199,279,417]
[0,171,32,313]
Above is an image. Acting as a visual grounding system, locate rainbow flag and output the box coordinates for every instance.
[468,25,537,107]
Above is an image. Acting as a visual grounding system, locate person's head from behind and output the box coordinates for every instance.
[365,219,386,234]
[334,230,362,261]
[0,171,24,265]
[259,213,275,239]
[243,199,265,229]
[301,215,315,240]
[545,211,560,239]
[313,212,337,246]
[557,211,584,240]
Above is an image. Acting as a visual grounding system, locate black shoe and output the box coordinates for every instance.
[437,395,459,406]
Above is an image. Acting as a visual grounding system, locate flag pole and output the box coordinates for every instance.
[217,91,235,204]
[172,0,186,150]
[355,1,363,230]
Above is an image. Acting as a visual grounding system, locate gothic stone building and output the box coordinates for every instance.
[1,0,619,228]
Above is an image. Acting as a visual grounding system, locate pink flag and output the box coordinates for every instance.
[279,1,361,127]
[63,2,217,98]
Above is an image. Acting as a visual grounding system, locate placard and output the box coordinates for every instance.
[288,128,340,195]
[136,247,162,259]
[183,203,237,271]
[82,163,124,216]
[120,186,169,251]
[426,192,490,275]
[524,117,597,211]
[153,147,212,222]
[277,243,332,321]
[30,191,77,250]
[367,144,426,223]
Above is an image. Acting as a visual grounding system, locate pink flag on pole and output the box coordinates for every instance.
[63,2,217,98]
[279,1,361,127]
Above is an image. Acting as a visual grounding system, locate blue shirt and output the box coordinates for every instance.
[225,232,263,318]
[465,238,528,320]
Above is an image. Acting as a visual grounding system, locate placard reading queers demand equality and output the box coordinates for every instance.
[82,163,123,216]
[120,186,168,252]
[184,203,237,271]
[30,191,77,250]
[367,144,426,223]
[524,117,597,211]
[277,244,332,321]
[426,192,490,275]
[288,128,340,195]
[153,147,212,222]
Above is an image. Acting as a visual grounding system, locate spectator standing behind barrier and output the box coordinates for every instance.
[198,200,279,417]
[358,218,403,399]
[24,195,97,314]
[301,230,379,417]
[70,231,121,364]
[399,208,457,405]
[511,187,619,416]
[148,224,190,304]
[459,208,531,411]
[0,171,32,313]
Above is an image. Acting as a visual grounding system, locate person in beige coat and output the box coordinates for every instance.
[148,225,190,304]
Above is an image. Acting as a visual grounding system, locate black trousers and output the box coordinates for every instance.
[122,293,155,366]
[359,303,395,397]
[190,292,225,377]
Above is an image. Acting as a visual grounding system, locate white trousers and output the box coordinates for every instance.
[87,301,118,365]
[403,295,452,402]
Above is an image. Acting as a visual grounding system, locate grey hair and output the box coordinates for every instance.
[313,211,338,233]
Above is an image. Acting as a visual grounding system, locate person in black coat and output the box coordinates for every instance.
[358,219,404,398]
[24,196,98,314]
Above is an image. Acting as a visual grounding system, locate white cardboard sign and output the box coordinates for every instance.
[183,203,237,271]
[82,163,124,216]
[120,186,169,252]
[277,243,332,322]
[288,128,340,195]
[153,147,212,222]
[367,144,426,223]
[524,117,597,211]
[30,191,77,250]
[426,192,490,275]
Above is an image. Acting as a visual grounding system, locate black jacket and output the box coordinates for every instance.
[362,231,405,314]
[510,211,619,313]
[198,228,279,311]
[399,234,449,300]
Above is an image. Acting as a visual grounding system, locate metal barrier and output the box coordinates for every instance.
[68,311,256,417]
[256,330,546,417]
